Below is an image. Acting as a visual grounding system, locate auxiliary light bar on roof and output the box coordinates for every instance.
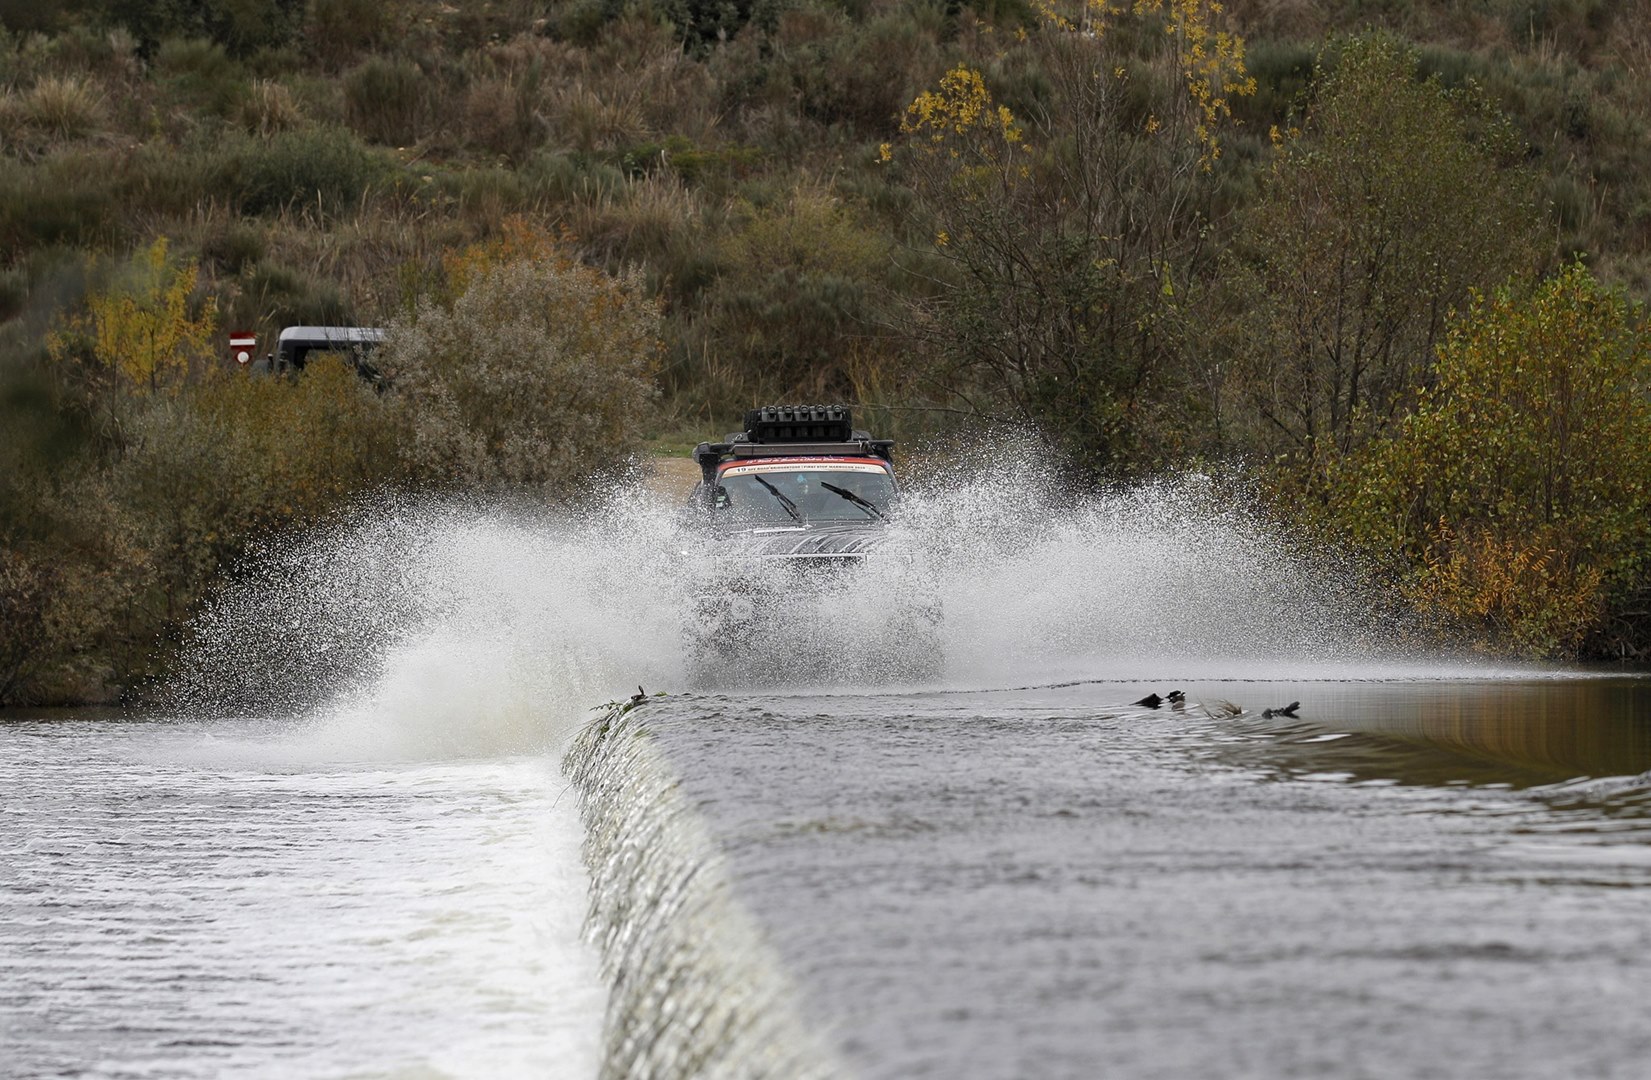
[743,405,853,444]
[692,404,895,486]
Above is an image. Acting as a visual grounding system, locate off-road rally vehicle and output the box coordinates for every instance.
[678,405,942,684]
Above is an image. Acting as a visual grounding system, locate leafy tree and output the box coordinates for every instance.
[1228,34,1541,483]
[112,355,399,633]
[0,480,153,706]
[884,0,1253,476]
[1331,263,1651,656]
[53,238,216,392]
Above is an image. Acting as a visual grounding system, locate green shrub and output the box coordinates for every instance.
[90,0,303,55]
[207,0,307,55]
[791,7,944,135]
[155,37,247,115]
[0,0,66,34]
[670,186,893,406]
[102,357,395,642]
[0,486,153,706]
[218,125,390,214]
[414,166,535,227]
[184,356,403,525]
[520,150,627,204]
[546,0,607,46]
[1414,44,1489,89]
[1503,0,1614,54]
[233,261,352,330]
[0,267,25,322]
[342,55,431,145]
[1328,263,1651,656]
[0,157,120,253]
[200,221,268,274]
[280,71,348,125]
[1234,39,1315,128]
[108,140,221,219]
[303,0,399,68]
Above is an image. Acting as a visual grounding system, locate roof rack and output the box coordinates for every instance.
[692,404,893,485]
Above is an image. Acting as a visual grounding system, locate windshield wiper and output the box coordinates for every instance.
[821,482,884,520]
[749,474,803,523]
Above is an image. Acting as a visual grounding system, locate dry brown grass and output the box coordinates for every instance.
[254,199,476,316]
[566,172,700,268]
[240,79,305,138]
[464,77,539,159]
[532,17,720,151]
[21,75,105,139]
[0,94,25,154]
[548,83,650,152]
[1603,0,1651,87]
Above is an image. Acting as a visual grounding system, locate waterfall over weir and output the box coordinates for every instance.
[567,700,843,1080]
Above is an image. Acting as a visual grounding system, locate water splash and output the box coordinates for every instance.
[897,472,1424,685]
[669,465,1471,692]
[170,469,1498,725]
[168,491,687,754]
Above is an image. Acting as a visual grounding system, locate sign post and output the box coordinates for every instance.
[230,332,257,367]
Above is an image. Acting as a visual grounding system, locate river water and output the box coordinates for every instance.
[4,486,1651,1077]
[0,716,604,1078]
[637,676,1651,1079]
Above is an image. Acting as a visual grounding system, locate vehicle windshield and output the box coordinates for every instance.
[715,468,896,526]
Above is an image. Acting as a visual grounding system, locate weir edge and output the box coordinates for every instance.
[565,700,847,1080]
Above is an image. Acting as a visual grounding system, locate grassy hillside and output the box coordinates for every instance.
[5,0,1651,701]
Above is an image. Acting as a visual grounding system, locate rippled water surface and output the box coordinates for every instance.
[0,716,603,1079]
[644,677,1651,1079]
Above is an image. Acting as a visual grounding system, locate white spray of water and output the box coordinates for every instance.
[899,473,1430,685]
[172,471,1503,729]
[174,492,688,752]
[667,467,1474,692]
[162,493,693,1080]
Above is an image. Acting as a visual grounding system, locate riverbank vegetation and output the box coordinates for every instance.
[5,0,1651,701]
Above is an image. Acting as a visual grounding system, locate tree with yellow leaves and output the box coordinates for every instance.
[48,239,219,458]
[1330,263,1651,656]
[58,239,218,392]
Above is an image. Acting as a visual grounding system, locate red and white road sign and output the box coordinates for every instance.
[230,332,257,365]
